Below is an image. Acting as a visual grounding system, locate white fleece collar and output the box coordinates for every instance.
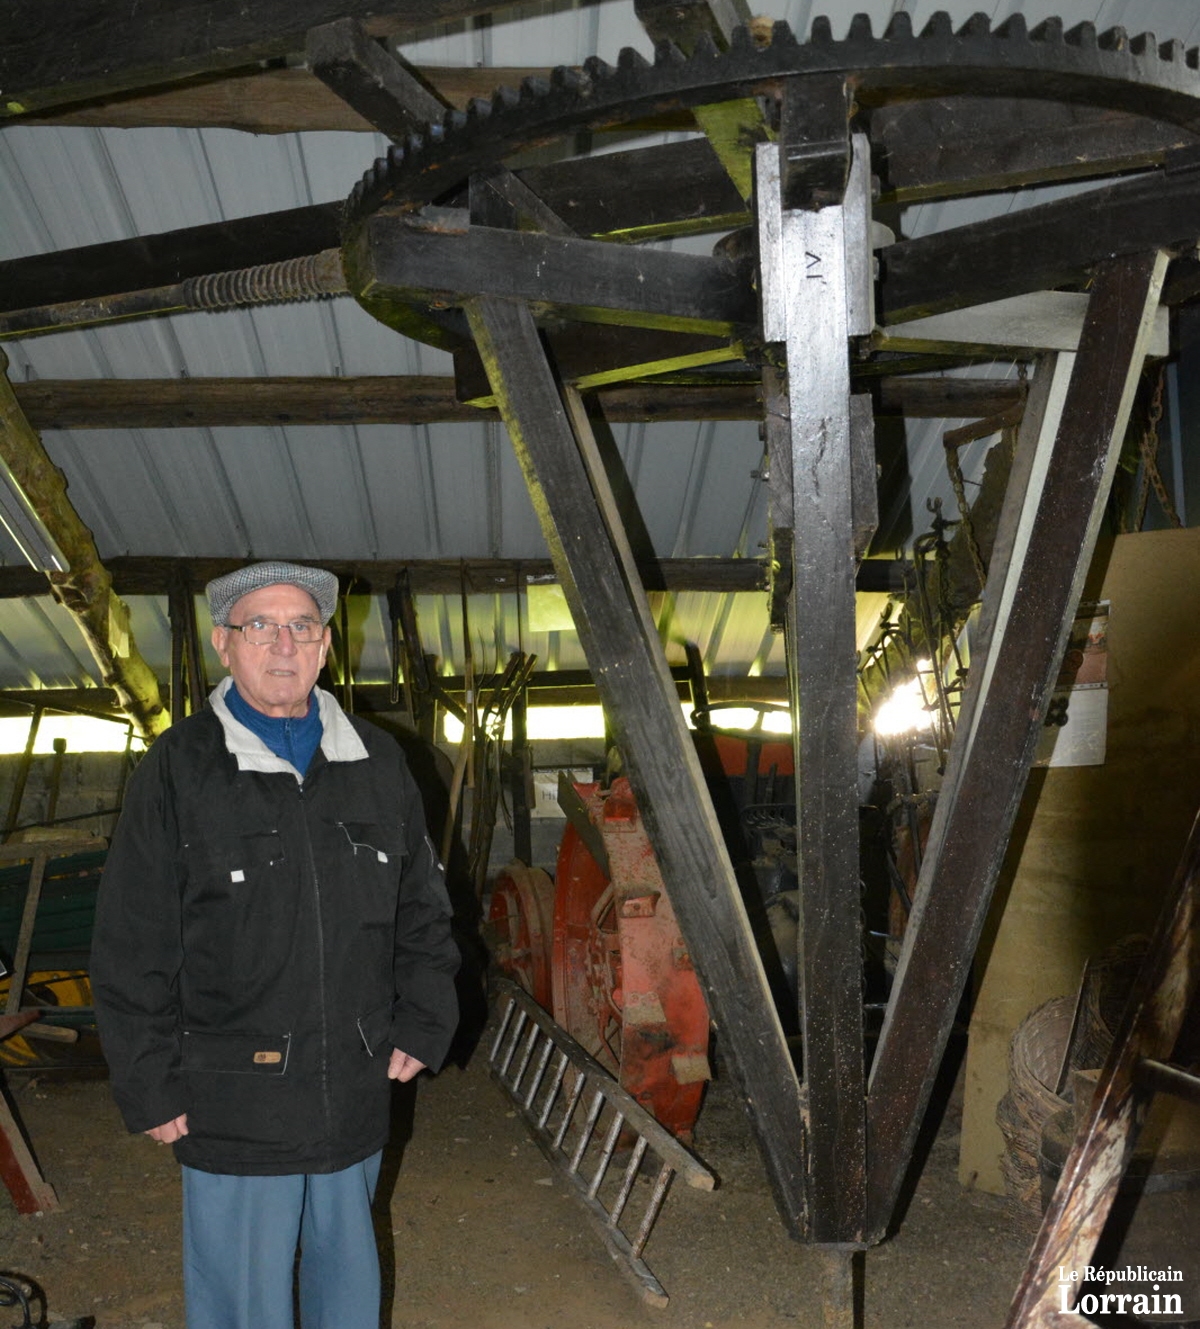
[210,677,369,781]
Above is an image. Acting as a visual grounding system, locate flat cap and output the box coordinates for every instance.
[205,561,339,627]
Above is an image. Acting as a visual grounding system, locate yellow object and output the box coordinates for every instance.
[0,970,92,1065]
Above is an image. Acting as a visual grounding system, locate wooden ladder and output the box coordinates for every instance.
[487,979,715,1307]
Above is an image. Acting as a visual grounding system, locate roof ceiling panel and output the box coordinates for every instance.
[2,0,1198,699]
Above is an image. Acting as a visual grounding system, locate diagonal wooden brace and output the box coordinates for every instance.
[465,293,808,1236]
[865,249,1170,1242]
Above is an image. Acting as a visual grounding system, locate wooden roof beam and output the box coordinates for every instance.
[305,17,449,140]
[880,157,1200,324]
[11,374,1026,430]
[0,672,791,722]
[0,554,905,602]
[0,355,168,742]
[14,64,693,136]
[0,0,525,118]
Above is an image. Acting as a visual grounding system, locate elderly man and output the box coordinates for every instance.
[91,561,460,1329]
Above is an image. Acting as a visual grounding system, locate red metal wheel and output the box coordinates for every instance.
[487,861,556,1010]
[551,779,711,1141]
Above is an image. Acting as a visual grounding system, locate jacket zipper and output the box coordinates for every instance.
[298,779,335,1165]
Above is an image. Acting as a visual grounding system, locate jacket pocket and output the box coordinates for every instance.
[356,1001,394,1057]
[335,820,403,867]
[182,1029,291,1075]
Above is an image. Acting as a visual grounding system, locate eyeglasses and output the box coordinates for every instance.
[226,618,324,646]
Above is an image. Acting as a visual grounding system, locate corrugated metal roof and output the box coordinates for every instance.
[1,0,1196,697]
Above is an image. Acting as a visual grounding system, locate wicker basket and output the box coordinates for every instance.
[996,997,1074,1210]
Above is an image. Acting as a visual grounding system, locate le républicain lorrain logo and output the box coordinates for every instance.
[1057,1265,1185,1317]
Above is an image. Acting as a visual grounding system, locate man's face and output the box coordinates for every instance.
[211,582,330,718]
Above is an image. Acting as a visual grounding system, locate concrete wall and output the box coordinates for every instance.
[960,527,1200,1192]
[0,749,131,844]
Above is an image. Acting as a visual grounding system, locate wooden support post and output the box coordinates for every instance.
[0,356,168,743]
[306,17,447,140]
[4,850,49,1017]
[632,0,761,199]
[757,133,870,1244]
[2,706,42,841]
[815,1247,859,1329]
[508,685,532,865]
[464,293,808,1236]
[779,74,851,211]
[184,579,206,713]
[0,1086,56,1215]
[865,250,1169,1242]
[168,577,188,725]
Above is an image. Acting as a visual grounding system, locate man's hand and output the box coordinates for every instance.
[145,1114,189,1144]
[387,1049,427,1083]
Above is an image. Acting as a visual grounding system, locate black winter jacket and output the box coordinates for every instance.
[91,683,460,1175]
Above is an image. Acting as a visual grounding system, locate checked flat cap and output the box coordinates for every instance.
[205,561,339,627]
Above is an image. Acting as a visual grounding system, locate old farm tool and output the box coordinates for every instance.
[491,727,796,1142]
[551,777,711,1142]
[1006,801,1200,1329]
[492,775,713,1141]
[488,978,715,1307]
[486,860,556,1009]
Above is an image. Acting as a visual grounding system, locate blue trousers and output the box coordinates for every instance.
[181,1151,383,1329]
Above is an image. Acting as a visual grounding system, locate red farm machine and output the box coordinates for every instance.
[486,707,799,1141]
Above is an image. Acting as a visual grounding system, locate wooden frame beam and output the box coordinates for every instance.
[865,250,1169,1241]
[15,63,692,136]
[348,210,755,336]
[633,0,750,55]
[0,0,516,117]
[0,359,168,742]
[9,374,1025,431]
[0,205,342,318]
[0,555,779,601]
[758,132,869,1245]
[880,159,1200,324]
[0,671,791,723]
[465,292,808,1237]
[0,554,903,604]
[305,17,448,139]
[874,97,1197,203]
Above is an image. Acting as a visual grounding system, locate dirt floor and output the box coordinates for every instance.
[1,1025,1196,1329]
